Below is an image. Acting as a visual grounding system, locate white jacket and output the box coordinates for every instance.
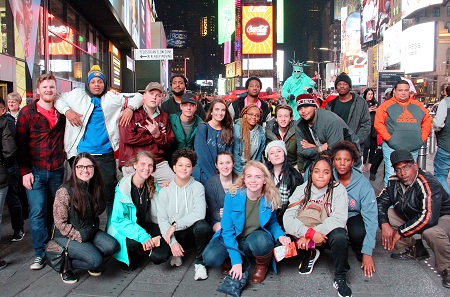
[54,88,143,159]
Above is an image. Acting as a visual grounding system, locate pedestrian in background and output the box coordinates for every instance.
[433,85,450,194]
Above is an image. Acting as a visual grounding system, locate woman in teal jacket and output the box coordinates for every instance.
[202,161,291,285]
[107,151,171,270]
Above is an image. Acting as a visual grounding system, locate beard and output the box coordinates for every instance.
[172,89,184,96]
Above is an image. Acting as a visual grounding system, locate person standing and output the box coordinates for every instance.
[433,85,450,194]
[6,92,22,124]
[361,88,378,173]
[54,65,143,218]
[374,80,432,185]
[16,74,66,270]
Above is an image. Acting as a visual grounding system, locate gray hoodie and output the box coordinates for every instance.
[157,177,206,246]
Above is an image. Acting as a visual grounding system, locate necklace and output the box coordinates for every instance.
[135,184,146,204]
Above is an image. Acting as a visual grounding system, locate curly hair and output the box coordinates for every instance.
[128,151,157,199]
[239,104,263,161]
[204,99,234,146]
[303,153,336,208]
[330,140,360,162]
[172,148,198,167]
[229,160,280,211]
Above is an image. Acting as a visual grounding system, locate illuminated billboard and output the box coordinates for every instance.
[402,0,444,19]
[167,30,188,48]
[401,22,435,74]
[360,0,390,43]
[218,0,236,45]
[382,22,402,69]
[334,0,359,20]
[242,6,273,55]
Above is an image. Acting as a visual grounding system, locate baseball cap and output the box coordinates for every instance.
[390,149,414,167]
[181,93,197,104]
[145,82,164,93]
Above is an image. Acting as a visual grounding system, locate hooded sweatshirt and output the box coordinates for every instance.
[157,177,206,246]
[333,168,378,256]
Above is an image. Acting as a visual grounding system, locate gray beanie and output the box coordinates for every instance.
[265,140,287,159]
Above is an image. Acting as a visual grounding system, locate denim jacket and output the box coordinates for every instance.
[232,119,266,173]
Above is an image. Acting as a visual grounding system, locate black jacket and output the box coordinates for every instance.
[377,169,450,237]
[230,94,270,124]
[0,116,17,188]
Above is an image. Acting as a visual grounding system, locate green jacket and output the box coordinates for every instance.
[106,175,160,265]
[265,119,304,171]
[169,114,202,150]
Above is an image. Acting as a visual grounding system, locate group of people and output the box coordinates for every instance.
[0,66,449,297]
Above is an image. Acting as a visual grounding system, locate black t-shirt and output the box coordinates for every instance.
[333,98,354,123]
[130,182,150,226]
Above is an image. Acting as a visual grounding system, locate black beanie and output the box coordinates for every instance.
[335,72,352,88]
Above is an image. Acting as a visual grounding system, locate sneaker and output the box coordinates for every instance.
[391,243,429,261]
[88,270,102,276]
[194,264,208,280]
[369,172,376,181]
[442,268,450,289]
[30,257,45,270]
[298,249,320,275]
[11,229,25,242]
[333,278,352,297]
[170,256,182,267]
[0,259,7,269]
[61,270,78,284]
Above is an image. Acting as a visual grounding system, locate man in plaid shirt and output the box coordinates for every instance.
[16,74,66,271]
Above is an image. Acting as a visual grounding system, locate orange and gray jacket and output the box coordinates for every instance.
[374,96,431,151]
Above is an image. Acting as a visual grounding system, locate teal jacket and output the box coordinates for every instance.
[106,175,160,265]
[169,113,202,150]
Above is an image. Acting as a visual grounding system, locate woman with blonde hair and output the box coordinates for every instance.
[202,160,291,286]
[232,104,266,173]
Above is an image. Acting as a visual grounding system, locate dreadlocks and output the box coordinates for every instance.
[239,104,262,161]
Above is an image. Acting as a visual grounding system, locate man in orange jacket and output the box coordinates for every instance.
[374,80,432,185]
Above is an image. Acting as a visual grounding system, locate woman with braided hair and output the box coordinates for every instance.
[232,104,266,173]
[283,153,353,297]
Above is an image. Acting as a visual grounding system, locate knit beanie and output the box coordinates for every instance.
[335,72,352,88]
[87,65,106,84]
[296,94,318,109]
[265,140,287,159]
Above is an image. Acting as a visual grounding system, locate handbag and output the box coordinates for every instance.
[288,190,332,228]
[45,226,70,273]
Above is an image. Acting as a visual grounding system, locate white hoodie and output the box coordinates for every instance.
[157,177,206,246]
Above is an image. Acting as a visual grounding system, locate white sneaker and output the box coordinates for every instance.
[194,264,208,280]
[170,256,182,267]
[30,257,45,270]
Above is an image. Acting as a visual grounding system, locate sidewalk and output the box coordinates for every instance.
[0,151,449,297]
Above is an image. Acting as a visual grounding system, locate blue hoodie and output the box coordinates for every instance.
[334,167,378,256]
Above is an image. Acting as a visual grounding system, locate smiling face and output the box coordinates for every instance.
[298,106,316,122]
[336,81,351,96]
[365,90,374,101]
[333,150,354,176]
[311,160,332,189]
[267,146,285,166]
[275,108,292,129]
[75,157,95,183]
[36,79,57,103]
[7,99,20,113]
[173,157,194,181]
[244,165,266,195]
[88,77,105,96]
[180,102,197,118]
[216,154,234,178]
[245,106,261,128]
[171,76,186,96]
[210,101,227,123]
[133,155,155,181]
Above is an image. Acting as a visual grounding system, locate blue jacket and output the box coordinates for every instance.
[333,168,378,256]
[232,119,266,173]
[213,188,285,272]
[106,175,160,265]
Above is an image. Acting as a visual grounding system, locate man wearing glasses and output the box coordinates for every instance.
[378,149,450,289]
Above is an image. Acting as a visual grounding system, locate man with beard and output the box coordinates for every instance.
[295,94,360,170]
[326,73,371,150]
[378,149,450,289]
[161,75,206,120]
[55,65,143,218]
[16,74,65,270]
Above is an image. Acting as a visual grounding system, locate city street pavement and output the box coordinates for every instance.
[1,148,450,297]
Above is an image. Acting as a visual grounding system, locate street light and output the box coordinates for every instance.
[306,60,330,96]
[318,47,340,75]
[184,57,190,78]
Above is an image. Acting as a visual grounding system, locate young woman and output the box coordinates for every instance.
[204,151,237,232]
[107,151,171,271]
[202,161,291,285]
[331,141,378,277]
[232,104,266,173]
[193,99,233,183]
[265,140,303,228]
[53,153,119,284]
[283,155,352,297]
[362,88,378,173]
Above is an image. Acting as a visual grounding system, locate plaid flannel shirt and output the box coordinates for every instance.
[277,175,291,209]
[16,100,66,176]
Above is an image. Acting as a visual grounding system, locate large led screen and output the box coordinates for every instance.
[242,6,273,55]
[382,22,402,69]
[360,0,390,43]
[334,0,359,20]
[218,0,236,45]
[402,0,444,19]
[401,22,435,74]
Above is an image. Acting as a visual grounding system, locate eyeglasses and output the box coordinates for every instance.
[246,113,261,119]
[75,165,95,171]
[394,163,414,174]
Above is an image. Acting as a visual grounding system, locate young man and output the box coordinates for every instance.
[16,74,66,270]
[6,92,22,124]
[55,65,143,217]
[169,93,202,151]
[157,148,212,280]
[119,82,175,185]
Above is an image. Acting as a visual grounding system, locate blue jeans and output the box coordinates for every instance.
[434,147,450,194]
[0,186,9,240]
[55,230,119,271]
[203,230,274,267]
[382,142,418,185]
[26,168,64,258]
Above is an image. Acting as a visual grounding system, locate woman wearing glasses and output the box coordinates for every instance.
[232,104,266,174]
[53,153,119,284]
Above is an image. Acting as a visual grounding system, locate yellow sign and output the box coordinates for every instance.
[242,6,273,54]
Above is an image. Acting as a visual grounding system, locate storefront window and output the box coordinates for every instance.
[0,0,14,55]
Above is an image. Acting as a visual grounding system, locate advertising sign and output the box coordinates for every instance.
[218,0,236,44]
[401,22,435,74]
[382,22,401,69]
[196,80,214,87]
[167,30,188,48]
[242,6,273,55]
[360,0,390,43]
[402,0,444,19]
[334,0,359,20]
[134,49,173,60]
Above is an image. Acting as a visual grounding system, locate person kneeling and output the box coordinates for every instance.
[107,151,171,271]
